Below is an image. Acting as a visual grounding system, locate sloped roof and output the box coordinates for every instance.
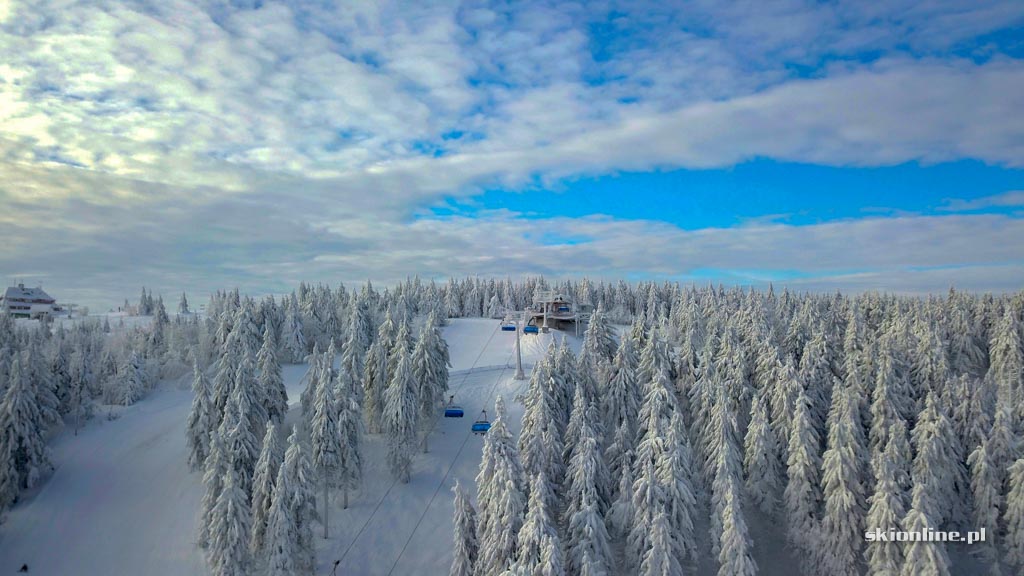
[3,284,55,303]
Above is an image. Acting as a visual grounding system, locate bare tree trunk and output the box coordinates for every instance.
[323,478,329,539]
[343,486,349,510]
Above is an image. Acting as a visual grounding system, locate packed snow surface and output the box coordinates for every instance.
[0,318,566,575]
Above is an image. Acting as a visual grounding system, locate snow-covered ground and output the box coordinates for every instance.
[0,318,571,576]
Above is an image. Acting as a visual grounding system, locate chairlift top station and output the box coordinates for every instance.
[523,289,592,335]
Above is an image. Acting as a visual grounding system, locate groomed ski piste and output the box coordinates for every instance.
[0,318,567,575]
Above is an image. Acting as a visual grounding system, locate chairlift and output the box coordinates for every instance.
[523,325,539,334]
[500,323,516,331]
[557,305,570,312]
[444,395,464,418]
[471,410,491,435]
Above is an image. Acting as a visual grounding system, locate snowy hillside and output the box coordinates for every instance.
[0,318,568,575]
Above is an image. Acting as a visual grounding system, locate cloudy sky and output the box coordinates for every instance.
[1,0,1023,309]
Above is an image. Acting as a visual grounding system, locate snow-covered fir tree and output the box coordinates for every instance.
[384,345,417,483]
[187,361,214,471]
[820,385,868,576]
[450,479,479,576]
[744,390,781,515]
[0,357,51,510]
[514,470,562,574]
[249,423,283,557]
[966,438,1002,568]
[784,388,822,573]
[865,423,909,576]
[476,397,525,576]
[310,358,339,536]
[207,464,251,576]
[257,325,288,424]
[900,481,952,576]
[1004,458,1024,572]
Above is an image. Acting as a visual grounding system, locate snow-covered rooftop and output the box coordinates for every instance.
[2,283,55,303]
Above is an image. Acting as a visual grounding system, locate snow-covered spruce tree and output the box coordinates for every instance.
[767,355,801,461]
[334,366,362,509]
[450,479,479,576]
[264,461,297,576]
[219,375,262,499]
[603,334,640,485]
[784,388,822,574]
[1004,458,1024,572]
[281,425,318,573]
[566,472,613,576]
[476,397,525,576]
[988,401,1021,496]
[310,364,339,537]
[412,314,450,452]
[710,394,744,557]
[865,423,909,576]
[565,389,611,523]
[583,305,617,367]
[213,328,241,426]
[199,430,229,548]
[26,339,60,429]
[743,390,781,515]
[514,470,561,573]
[257,325,288,425]
[519,368,566,505]
[281,293,306,363]
[0,357,51,510]
[657,408,695,559]
[900,481,952,576]
[363,339,386,435]
[384,346,417,483]
[207,464,252,576]
[717,471,757,576]
[250,423,283,557]
[639,510,682,576]
[187,361,214,471]
[988,307,1022,427]
[820,385,868,576]
[966,438,1002,568]
[118,350,146,406]
[300,343,325,418]
[606,449,636,541]
[910,391,968,527]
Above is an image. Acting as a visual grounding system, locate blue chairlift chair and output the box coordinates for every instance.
[471,411,491,435]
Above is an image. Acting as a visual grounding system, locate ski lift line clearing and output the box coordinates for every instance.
[334,322,503,569]
[384,335,518,576]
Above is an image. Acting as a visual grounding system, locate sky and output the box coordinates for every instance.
[1,0,1023,310]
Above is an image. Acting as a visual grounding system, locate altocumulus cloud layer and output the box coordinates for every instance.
[1,0,1023,308]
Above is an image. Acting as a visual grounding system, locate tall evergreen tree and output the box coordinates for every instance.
[820,386,868,576]
[865,424,909,576]
[207,465,252,576]
[310,353,340,536]
[0,357,51,509]
[966,439,1001,568]
[450,480,479,576]
[784,388,822,574]
[744,391,781,515]
[257,326,288,424]
[250,423,283,556]
[1004,458,1024,572]
[187,361,214,471]
[384,346,417,483]
[900,482,952,576]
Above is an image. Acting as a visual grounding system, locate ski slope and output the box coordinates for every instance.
[0,318,572,576]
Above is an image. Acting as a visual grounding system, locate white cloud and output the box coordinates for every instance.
[0,0,1022,307]
[939,191,1024,211]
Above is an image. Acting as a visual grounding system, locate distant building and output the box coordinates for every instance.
[1,283,60,318]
